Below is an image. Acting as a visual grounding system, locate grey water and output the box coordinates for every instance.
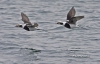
[0,0,100,64]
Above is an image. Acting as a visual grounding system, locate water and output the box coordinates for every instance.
[0,0,100,64]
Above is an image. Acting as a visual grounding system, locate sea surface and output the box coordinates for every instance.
[0,0,100,64]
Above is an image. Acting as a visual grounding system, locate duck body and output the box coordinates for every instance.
[64,23,71,28]
[24,25,37,31]
[58,21,76,29]
[23,25,30,31]
[60,21,71,28]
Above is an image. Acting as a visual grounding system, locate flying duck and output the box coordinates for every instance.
[16,12,38,31]
[57,6,84,28]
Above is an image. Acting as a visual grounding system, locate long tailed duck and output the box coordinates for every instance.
[57,6,84,28]
[16,12,38,31]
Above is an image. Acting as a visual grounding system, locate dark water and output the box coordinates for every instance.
[0,0,100,64]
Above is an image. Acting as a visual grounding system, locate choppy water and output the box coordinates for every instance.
[0,0,100,64]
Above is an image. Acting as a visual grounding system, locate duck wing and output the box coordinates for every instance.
[21,12,32,25]
[67,6,76,21]
[68,16,84,24]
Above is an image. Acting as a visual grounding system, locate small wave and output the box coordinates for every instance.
[21,48,41,53]
[69,55,90,58]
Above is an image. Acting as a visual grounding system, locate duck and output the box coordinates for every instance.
[57,6,84,29]
[16,12,38,31]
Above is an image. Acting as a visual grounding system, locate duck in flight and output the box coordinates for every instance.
[57,6,84,28]
[16,12,38,31]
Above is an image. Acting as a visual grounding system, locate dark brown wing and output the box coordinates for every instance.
[67,6,76,20]
[21,12,32,25]
[68,16,84,24]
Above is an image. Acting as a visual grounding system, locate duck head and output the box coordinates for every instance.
[15,24,23,27]
[57,22,63,25]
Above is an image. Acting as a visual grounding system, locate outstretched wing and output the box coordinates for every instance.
[67,6,76,20]
[21,12,32,25]
[68,16,84,24]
